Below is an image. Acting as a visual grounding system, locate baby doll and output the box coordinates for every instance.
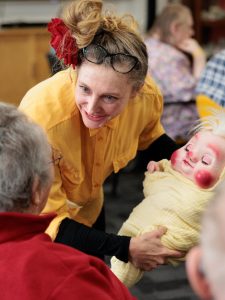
[111,110,225,288]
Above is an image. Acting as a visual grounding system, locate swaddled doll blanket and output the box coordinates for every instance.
[111,159,225,287]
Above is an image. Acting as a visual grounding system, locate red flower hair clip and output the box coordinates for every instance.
[47,18,78,69]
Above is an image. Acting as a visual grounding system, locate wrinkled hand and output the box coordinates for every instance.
[129,227,184,271]
[177,38,204,58]
[147,161,160,173]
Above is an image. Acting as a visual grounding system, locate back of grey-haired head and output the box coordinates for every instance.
[201,181,225,297]
[191,108,225,138]
[150,3,191,43]
[0,102,52,212]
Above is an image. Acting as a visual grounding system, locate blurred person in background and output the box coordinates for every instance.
[186,181,225,300]
[196,49,225,118]
[145,3,206,143]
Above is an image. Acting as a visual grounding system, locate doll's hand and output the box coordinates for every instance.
[147,161,160,173]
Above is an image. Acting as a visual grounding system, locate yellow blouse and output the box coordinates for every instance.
[19,68,164,239]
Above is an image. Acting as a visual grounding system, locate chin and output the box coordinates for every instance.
[82,117,103,129]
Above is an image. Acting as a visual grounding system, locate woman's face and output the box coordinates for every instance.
[75,62,135,129]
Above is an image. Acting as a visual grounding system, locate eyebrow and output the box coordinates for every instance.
[79,81,121,97]
[194,133,199,140]
[188,134,198,144]
[207,144,220,158]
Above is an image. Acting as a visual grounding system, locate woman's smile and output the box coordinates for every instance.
[84,110,107,121]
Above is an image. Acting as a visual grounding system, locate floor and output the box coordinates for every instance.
[104,161,198,300]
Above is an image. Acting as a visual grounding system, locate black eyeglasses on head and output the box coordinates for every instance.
[82,44,139,74]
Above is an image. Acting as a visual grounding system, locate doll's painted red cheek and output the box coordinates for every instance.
[171,150,178,166]
[195,170,214,188]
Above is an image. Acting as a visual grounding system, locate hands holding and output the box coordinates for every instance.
[128,227,184,271]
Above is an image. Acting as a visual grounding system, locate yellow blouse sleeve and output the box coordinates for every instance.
[138,76,165,150]
[42,164,70,240]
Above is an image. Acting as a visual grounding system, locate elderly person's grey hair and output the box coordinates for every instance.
[200,181,225,299]
[0,102,52,212]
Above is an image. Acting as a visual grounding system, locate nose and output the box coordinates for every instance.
[187,151,198,163]
[86,96,99,114]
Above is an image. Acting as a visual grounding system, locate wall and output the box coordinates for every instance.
[0,0,148,32]
[0,1,62,25]
[104,0,148,33]
[0,0,149,105]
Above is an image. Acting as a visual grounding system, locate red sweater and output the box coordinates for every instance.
[0,212,135,300]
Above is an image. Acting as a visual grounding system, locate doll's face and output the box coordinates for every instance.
[171,131,225,188]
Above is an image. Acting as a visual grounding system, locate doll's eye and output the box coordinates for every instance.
[185,144,192,152]
[201,155,212,165]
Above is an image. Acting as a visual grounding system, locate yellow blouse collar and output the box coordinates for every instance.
[89,116,119,136]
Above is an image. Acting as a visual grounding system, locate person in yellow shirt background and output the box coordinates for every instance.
[19,0,182,269]
[145,3,206,143]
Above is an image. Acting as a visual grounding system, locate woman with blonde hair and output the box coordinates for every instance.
[19,0,182,269]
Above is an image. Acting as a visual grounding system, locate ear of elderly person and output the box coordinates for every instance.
[19,0,182,269]
[186,181,225,300]
[0,102,136,300]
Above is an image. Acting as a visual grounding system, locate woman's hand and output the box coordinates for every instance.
[128,226,184,271]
